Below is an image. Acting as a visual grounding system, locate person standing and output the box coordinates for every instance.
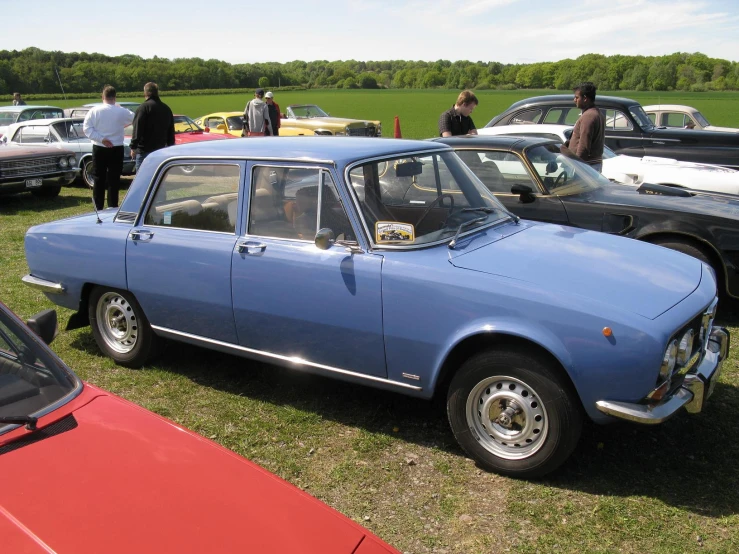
[129,82,175,172]
[568,82,605,172]
[12,92,26,106]
[265,91,280,136]
[243,88,273,136]
[83,85,134,210]
[438,90,478,137]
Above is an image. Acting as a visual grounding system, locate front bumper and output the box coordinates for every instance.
[0,170,78,195]
[595,327,729,424]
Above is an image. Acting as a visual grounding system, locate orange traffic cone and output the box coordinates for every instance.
[393,116,402,138]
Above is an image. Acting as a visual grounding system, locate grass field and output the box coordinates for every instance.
[2,90,739,552]
[49,89,739,139]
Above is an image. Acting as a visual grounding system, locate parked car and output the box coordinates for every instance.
[280,104,381,137]
[643,104,739,133]
[4,117,135,187]
[436,134,739,299]
[169,114,238,144]
[479,123,739,196]
[193,111,245,137]
[0,140,77,198]
[22,137,729,477]
[0,303,399,554]
[0,105,64,138]
[485,95,739,169]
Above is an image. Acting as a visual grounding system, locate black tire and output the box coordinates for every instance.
[650,239,711,266]
[31,185,62,198]
[447,348,582,478]
[81,157,94,188]
[88,286,160,368]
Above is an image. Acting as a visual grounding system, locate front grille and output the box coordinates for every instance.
[347,126,376,137]
[0,156,62,178]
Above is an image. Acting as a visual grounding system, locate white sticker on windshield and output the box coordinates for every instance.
[163,211,172,225]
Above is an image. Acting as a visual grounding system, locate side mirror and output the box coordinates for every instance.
[26,309,58,345]
[315,228,335,250]
[511,184,536,204]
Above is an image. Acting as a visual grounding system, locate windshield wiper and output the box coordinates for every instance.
[463,206,520,224]
[448,216,488,249]
[0,415,38,430]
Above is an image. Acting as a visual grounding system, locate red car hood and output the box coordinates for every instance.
[0,386,394,554]
[175,131,236,144]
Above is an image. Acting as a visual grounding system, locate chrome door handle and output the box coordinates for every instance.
[130,229,154,241]
[237,241,267,254]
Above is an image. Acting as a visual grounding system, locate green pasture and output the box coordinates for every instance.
[48,89,739,139]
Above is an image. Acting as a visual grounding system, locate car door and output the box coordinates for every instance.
[125,161,242,343]
[456,149,570,225]
[601,108,646,157]
[230,163,386,377]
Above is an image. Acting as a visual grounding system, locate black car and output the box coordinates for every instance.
[436,135,739,299]
[485,95,739,169]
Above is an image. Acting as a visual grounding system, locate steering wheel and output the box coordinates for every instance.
[554,171,568,187]
[415,193,455,229]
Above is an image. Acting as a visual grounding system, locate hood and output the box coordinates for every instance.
[450,222,702,319]
[705,125,739,133]
[0,393,380,554]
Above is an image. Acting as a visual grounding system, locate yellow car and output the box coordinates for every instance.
[281,104,381,137]
[192,112,244,137]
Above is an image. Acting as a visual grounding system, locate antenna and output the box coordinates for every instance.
[92,192,103,224]
[54,66,67,100]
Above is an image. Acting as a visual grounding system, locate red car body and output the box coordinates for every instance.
[0,306,397,554]
[173,114,238,145]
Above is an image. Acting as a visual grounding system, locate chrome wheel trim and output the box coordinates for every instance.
[83,159,94,188]
[96,292,138,354]
[465,375,549,460]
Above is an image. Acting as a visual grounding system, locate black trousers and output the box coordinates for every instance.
[92,144,124,209]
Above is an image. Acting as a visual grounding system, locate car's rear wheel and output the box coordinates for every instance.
[447,348,582,478]
[81,157,94,188]
[88,286,160,368]
[31,185,61,198]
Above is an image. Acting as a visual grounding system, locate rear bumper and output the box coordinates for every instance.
[595,327,729,424]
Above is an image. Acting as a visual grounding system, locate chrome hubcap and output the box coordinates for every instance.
[96,292,138,354]
[466,376,548,460]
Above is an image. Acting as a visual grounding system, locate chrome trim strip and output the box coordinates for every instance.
[21,274,65,294]
[596,326,727,423]
[151,325,423,392]
[605,135,681,142]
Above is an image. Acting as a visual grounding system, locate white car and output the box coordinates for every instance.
[3,118,134,188]
[478,124,739,196]
[643,104,739,133]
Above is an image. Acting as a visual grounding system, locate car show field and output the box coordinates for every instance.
[47,89,739,140]
[3,90,739,553]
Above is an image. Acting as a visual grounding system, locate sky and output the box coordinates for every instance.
[3,0,739,65]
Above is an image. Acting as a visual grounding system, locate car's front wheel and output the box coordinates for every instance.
[88,286,160,368]
[447,348,582,478]
[81,157,94,188]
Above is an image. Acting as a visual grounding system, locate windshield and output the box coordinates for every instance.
[0,307,78,430]
[52,121,86,141]
[630,106,654,129]
[526,143,610,195]
[348,150,511,246]
[174,115,203,134]
[289,105,329,119]
[693,111,710,127]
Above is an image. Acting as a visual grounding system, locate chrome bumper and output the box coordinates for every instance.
[596,327,729,424]
[22,274,66,294]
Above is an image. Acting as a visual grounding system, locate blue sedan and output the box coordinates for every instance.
[22,137,728,478]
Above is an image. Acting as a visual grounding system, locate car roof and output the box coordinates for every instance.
[642,104,699,112]
[505,94,641,110]
[10,117,84,126]
[432,134,557,150]
[481,123,573,136]
[197,112,242,118]
[0,105,63,112]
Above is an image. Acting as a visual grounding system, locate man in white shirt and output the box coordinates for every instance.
[83,85,134,209]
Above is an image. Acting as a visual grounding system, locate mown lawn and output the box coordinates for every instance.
[2,180,739,553]
[48,89,739,139]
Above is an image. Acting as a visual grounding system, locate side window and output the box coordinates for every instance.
[473,151,533,193]
[509,109,542,125]
[602,109,633,131]
[564,109,581,125]
[18,126,51,144]
[664,113,687,128]
[249,166,353,241]
[144,164,240,232]
[648,113,657,125]
[543,108,576,124]
[205,117,224,129]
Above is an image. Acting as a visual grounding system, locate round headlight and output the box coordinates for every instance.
[68,155,77,168]
[660,340,679,379]
[677,329,695,365]
[59,157,68,168]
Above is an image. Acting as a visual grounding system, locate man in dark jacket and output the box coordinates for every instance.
[568,82,605,172]
[130,82,175,172]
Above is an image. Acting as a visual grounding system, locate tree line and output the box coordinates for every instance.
[2,48,738,97]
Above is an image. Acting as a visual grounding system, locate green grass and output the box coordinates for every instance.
[3,92,739,551]
[49,89,739,139]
